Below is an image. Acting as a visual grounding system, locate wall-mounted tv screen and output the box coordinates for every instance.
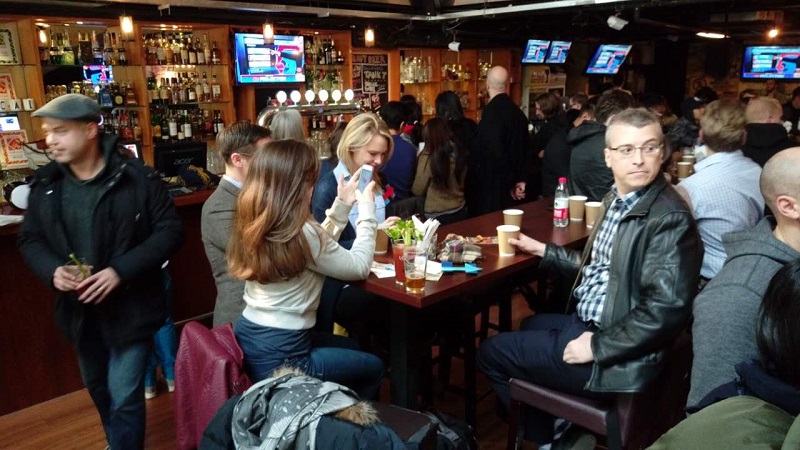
[233,33,305,84]
[521,39,551,64]
[585,44,632,75]
[545,41,572,64]
[83,65,113,84]
[742,46,800,79]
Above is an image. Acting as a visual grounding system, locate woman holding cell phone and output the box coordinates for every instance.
[311,113,400,344]
[228,139,385,399]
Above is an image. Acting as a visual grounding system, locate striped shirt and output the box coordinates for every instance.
[574,186,646,325]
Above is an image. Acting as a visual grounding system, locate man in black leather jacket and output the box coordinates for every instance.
[478,108,703,446]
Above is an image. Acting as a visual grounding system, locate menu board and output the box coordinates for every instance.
[352,53,388,113]
[0,130,29,169]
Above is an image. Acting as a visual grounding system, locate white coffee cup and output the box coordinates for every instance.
[23,98,35,111]
[9,99,22,111]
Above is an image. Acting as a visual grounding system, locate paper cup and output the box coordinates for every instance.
[585,202,603,228]
[568,195,587,221]
[681,154,696,164]
[503,209,523,227]
[677,162,692,180]
[497,225,520,256]
[374,229,389,255]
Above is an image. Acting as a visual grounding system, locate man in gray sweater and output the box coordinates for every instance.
[688,146,800,409]
[201,122,271,327]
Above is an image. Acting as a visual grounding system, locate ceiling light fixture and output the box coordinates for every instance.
[696,31,726,39]
[263,20,275,45]
[768,28,779,39]
[365,27,375,47]
[119,14,135,40]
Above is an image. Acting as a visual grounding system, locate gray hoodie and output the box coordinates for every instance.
[688,217,800,408]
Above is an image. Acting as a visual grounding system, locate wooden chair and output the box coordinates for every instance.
[506,332,693,450]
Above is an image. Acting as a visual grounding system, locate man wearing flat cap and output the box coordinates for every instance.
[18,94,183,449]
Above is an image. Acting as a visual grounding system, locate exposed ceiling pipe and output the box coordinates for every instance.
[100,0,643,21]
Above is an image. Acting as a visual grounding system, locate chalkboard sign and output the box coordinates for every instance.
[352,53,388,113]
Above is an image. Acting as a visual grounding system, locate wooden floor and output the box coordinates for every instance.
[0,296,539,450]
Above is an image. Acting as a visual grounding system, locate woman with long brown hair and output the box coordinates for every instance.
[412,117,469,224]
[228,139,384,399]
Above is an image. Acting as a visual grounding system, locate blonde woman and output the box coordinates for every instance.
[312,113,399,247]
[228,139,384,399]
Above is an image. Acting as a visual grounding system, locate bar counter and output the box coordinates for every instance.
[0,189,216,415]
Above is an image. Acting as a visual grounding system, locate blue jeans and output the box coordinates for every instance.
[235,316,385,400]
[76,322,151,450]
[478,313,611,445]
[144,315,177,387]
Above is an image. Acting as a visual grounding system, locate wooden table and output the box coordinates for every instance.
[354,199,591,410]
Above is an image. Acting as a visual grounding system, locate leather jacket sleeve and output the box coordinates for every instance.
[540,242,582,282]
[591,210,701,366]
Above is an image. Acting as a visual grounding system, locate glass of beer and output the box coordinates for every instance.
[402,240,429,294]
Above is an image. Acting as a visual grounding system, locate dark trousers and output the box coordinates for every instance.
[477,313,611,445]
[76,322,151,450]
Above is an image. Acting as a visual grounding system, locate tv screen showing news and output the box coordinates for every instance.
[742,46,800,79]
[521,39,550,64]
[83,65,113,84]
[233,33,305,84]
[585,44,632,75]
[545,41,572,64]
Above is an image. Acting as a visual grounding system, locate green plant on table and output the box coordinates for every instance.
[384,219,423,245]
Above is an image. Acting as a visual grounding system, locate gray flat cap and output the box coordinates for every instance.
[32,94,101,123]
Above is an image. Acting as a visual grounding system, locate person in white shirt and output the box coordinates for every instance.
[228,139,385,399]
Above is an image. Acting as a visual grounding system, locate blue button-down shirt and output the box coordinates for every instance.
[678,150,763,278]
[573,186,646,325]
[333,162,387,229]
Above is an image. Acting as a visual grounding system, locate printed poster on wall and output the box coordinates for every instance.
[0,130,29,169]
[352,54,388,113]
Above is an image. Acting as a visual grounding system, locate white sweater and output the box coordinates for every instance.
[241,199,377,330]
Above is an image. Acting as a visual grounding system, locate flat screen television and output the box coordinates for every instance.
[83,65,113,84]
[545,41,572,64]
[742,46,800,79]
[233,33,305,84]
[521,39,551,64]
[585,44,632,75]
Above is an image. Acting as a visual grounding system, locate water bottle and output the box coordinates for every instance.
[553,177,569,228]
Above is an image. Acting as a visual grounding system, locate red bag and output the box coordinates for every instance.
[174,322,252,450]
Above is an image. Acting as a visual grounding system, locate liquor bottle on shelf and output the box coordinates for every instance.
[92,31,103,65]
[103,33,113,65]
[183,110,193,141]
[159,77,171,105]
[211,74,221,101]
[112,83,125,107]
[160,108,170,142]
[152,109,162,141]
[132,111,143,141]
[111,33,120,65]
[211,41,221,65]
[49,31,60,65]
[195,38,205,65]
[213,110,224,134]
[147,69,158,104]
[61,31,76,66]
[187,75,198,103]
[124,83,137,106]
[78,32,91,65]
[180,35,189,65]
[168,111,179,141]
[145,36,158,65]
[98,83,113,108]
[202,35,211,65]
[118,34,128,66]
[337,51,344,65]
[39,37,49,65]
[157,34,167,65]
[201,72,211,102]
[188,38,197,65]
[203,109,213,138]
[171,77,182,104]
[120,111,134,141]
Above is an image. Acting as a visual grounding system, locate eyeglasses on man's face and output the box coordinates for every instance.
[608,140,663,158]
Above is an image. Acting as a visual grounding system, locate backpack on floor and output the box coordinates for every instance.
[422,411,478,450]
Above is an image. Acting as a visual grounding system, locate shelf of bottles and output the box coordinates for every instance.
[141,31,227,146]
[304,36,346,93]
[39,28,131,67]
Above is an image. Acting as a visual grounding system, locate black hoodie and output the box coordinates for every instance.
[743,123,794,167]
[567,120,612,202]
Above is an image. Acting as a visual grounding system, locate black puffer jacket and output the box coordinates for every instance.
[541,175,702,392]
[18,134,183,347]
[567,120,613,202]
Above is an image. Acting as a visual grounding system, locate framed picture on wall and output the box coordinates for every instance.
[0,28,20,65]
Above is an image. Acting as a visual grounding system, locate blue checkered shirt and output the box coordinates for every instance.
[573,187,646,325]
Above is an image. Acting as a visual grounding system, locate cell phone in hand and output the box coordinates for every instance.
[357,164,373,192]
